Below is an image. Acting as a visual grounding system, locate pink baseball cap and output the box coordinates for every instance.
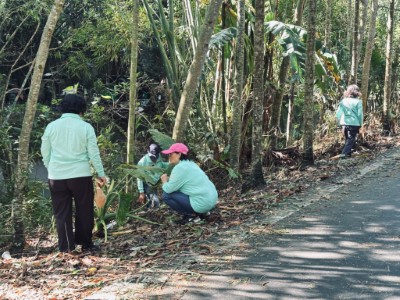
[161,143,189,155]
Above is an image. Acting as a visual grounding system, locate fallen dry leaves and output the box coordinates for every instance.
[1,131,399,300]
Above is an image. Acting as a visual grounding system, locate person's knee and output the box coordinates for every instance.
[162,191,172,204]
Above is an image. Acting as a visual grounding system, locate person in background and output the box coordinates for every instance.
[137,143,169,208]
[160,143,218,224]
[336,84,363,158]
[41,94,106,253]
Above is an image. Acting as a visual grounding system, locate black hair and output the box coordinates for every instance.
[180,153,189,160]
[60,94,87,114]
[148,143,160,154]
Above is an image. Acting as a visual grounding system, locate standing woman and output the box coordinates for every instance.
[160,143,218,224]
[41,94,107,253]
[336,84,363,158]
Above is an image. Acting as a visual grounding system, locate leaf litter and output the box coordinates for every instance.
[1,133,399,299]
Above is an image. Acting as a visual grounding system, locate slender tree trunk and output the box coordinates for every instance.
[392,48,400,104]
[172,0,223,141]
[324,0,331,49]
[221,2,228,134]
[251,0,266,187]
[302,0,316,166]
[349,0,360,85]
[126,0,139,192]
[12,0,65,250]
[229,0,245,171]
[382,0,395,135]
[184,0,197,53]
[356,0,368,66]
[286,83,295,146]
[212,52,222,128]
[268,0,305,149]
[361,0,378,112]
[346,0,353,82]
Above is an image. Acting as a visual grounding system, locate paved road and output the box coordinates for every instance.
[177,149,400,299]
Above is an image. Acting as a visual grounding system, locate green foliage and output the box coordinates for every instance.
[209,27,238,50]
[116,192,131,226]
[123,164,167,186]
[148,129,175,150]
[96,125,126,180]
[265,21,306,78]
[0,180,53,248]
[94,166,165,240]
[265,20,342,95]
[94,179,121,242]
[23,180,53,231]
[199,155,240,179]
[0,123,14,197]
[56,0,152,89]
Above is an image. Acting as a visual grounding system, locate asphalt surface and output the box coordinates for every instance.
[175,148,400,300]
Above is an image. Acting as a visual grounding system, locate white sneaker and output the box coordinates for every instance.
[146,194,160,209]
[188,216,202,223]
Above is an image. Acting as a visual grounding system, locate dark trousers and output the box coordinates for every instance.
[143,182,156,196]
[342,125,360,156]
[162,191,196,216]
[48,176,94,252]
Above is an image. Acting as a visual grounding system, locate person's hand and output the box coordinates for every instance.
[161,174,169,183]
[96,176,107,187]
[137,193,146,204]
[360,125,365,138]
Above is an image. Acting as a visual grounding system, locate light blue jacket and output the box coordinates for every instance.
[336,97,363,126]
[137,154,169,192]
[41,113,105,180]
[162,160,218,213]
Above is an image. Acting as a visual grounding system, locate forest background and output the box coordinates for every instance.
[0,0,399,255]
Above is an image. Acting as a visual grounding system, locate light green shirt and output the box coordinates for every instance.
[137,154,169,192]
[41,113,105,180]
[162,160,218,213]
[336,97,363,126]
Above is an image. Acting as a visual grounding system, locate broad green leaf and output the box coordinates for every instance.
[209,27,238,50]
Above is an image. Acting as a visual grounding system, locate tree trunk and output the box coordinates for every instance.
[346,0,353,82]
[361,0,378,112]
[229,0,245,171]
[220,2,228,135]
[357,0,369,66]
[172,0,223,141]
[302,0,316,166]
[251,0,266,187]
[286,83,295,146]
[268,0,305,149]
[126,0,140,193]
[382,0,395,135]
[349,0,360,85]
[12,0,65,250]
[324,0,331,49]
